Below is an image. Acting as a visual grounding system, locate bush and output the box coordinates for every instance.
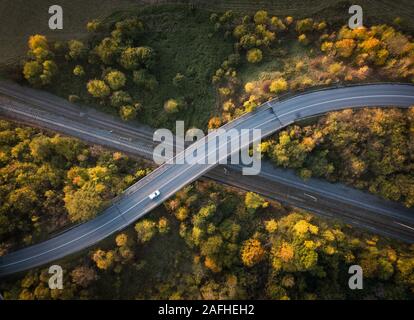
[164,99,180,113]
[86,19,102,32]
[119,105,137,121]
[328,62,343,75]
[86,80,110,98]
[244,82,255,93]
[298,34,309,45]
[67,40,86,60]
[23,61,42,85]
[73,65,85,77]
[254,10,268,25]
[104,70,126,90]
[23,35,57,86]
[269,78,288,93]
[208,117,221,129]
[119,46,155,70]
[133,69,158,91]
[94,37,120,65]
[227,53,241,67]
[296,18,314,33]
[172,73,186,88]
[68,95,80,103]
[246,48,263,63]
[335,39,356,58]
[114,17,144,40]
[110,91,132,108]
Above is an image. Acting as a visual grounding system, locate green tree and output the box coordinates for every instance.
[67,40,86,60]
[110,91,132,108]
[119,46,155,70]
[132,69,158,91]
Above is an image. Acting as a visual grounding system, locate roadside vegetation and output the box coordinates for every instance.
[0,119,151,254]
[260,108,414,208]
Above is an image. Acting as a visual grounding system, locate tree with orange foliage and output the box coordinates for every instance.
[241,238,265,267]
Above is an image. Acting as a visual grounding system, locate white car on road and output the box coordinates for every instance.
[148,190,161,200]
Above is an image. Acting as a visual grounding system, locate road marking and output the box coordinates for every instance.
[394,222,414,231]
[304,193,318,202]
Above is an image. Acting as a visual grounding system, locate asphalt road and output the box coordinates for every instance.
[0,81,414,276]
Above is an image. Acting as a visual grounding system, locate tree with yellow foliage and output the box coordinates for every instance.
[245,192,269,213]
[335,39,356,58]
[241,238,265,267]
[265,219,278,233]
[269,78,288,94]
[92,249,115,270]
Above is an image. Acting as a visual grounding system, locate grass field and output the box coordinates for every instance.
[40,4,233,130]
[1,0,413,65]
[107,5,233,128]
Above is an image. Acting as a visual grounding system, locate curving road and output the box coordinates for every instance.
[2,82,414,247]
[0,83,414,276]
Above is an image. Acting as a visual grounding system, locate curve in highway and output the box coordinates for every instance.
[0,83,414,277]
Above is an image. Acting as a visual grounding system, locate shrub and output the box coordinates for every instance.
[86,19,101,32]
[298,34,309,45]
[23,61,42,85]
[335,39,356,58]
[119,46,155,70]
[241,239,265,267]
[208,117,221,129]
[105,70,126,90]
[110,91,132,108]
[269,78,288,93]
[296,18,314,33]
[68,95,80,103]
[246,48,263,63]
[67,40,86,60]
[244,82,255,93]
[94,37,120,65]
[164,99,180,113]
[172,73,186,88]
[86,80,110,98]
[73,65,85,77]
[119,105,137,121]
[254,10,268,25]
[328,62,343,75]
[133,69,158,91]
